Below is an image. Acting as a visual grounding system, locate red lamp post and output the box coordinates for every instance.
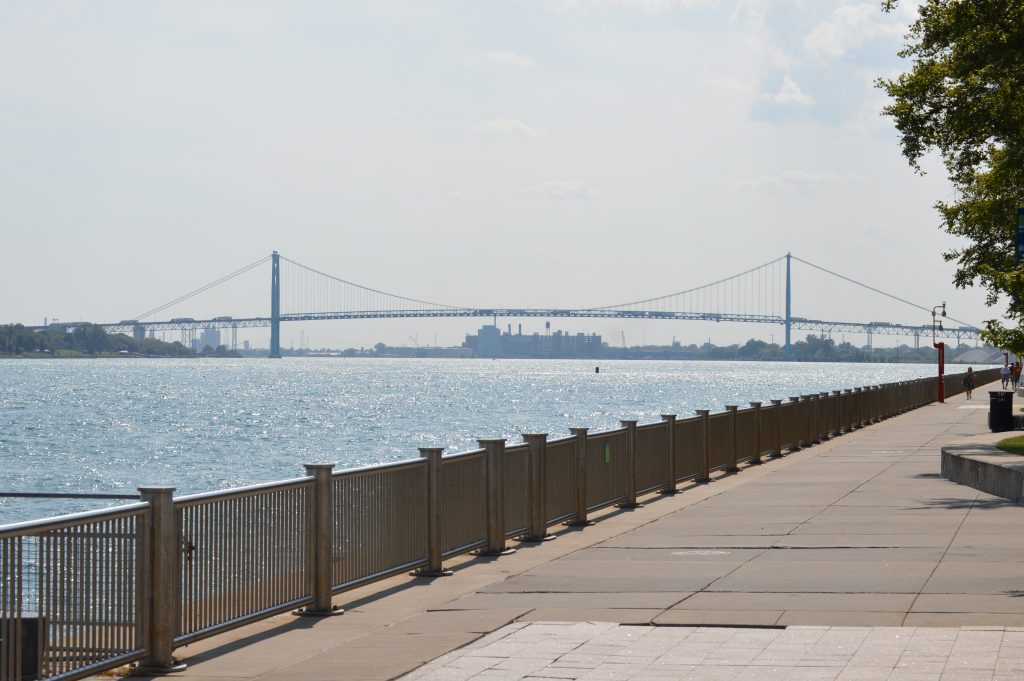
[932,303,946,403]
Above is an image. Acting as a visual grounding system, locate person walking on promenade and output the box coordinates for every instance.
[963,367,975,400]
[1013,362,1021,390]
[1001,363,1010,389]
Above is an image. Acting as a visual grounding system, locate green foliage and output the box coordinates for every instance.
[878,0,1024,353]
[639,335,955,363]
[0,324,194,357]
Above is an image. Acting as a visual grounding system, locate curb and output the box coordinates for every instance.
[941,439,1024,503]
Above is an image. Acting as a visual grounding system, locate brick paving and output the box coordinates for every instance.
[403,622,1024,681]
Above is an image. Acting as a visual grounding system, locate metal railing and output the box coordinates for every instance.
[1,504,149,681]
[0,367,1000,681]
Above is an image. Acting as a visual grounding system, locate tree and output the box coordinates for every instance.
[877,0,1024,351]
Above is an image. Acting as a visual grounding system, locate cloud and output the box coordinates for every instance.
[480,50,536,69]
[545,0,717,12]
[739,170,872,190]
[803,3,904,60]
[765,76,814,106]
[525,180,597,199]
[705,73,757,96]
[472,119,544,138]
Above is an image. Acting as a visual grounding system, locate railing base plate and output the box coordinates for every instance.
[519,534,557,543]
[135,659,188,675]
[473,547,517,556]
[293,605,344,617]
[410,568,454,577]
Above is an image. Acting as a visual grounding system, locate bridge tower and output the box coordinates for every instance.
[270,251,281,358]
[784,252,792,359]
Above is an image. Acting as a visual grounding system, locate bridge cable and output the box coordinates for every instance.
[589,255,788,311]
[278,256,465,311]
[134,255,272,320]
[790,255,980,329]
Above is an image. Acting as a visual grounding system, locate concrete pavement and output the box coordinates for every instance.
[137,381,1024,680]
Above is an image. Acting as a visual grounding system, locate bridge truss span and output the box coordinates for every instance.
[37,251,985,354]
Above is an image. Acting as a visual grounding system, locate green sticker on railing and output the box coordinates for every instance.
[604,440,611,464]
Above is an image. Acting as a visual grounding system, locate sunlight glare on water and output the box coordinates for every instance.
[0,357,975,523]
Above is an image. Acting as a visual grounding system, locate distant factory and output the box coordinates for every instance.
[463,323,603,359]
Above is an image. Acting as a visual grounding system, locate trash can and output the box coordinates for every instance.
[989,390,1014,432]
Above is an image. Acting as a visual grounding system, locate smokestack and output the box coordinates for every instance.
[518,324,522,335]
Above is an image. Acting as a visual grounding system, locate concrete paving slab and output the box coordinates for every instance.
[438,592,687,611]
[904,613,1024,627]
[515,609,662,624]
[755,548,946,563]
[774,535,956,549]
[385,609,533,634]
[923,563,1024,595]
[912,595,1024,615]
[599,535,782,549]
[652,609,784,626]
[776,612,906,627]
[673,593,916,613]
[708,560,937,594]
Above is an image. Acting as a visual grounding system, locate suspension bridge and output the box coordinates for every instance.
[34,251,983,358]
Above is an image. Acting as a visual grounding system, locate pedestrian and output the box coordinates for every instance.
[1014,362,1022,390]
[963,367,975,400]
[1001,363,1010,389]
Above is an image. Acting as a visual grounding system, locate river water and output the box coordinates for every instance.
[0,358,974,524]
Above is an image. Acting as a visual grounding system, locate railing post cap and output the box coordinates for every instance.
[695,409,710,415]
[570,427,589,434]
[771,398,783,404]
[138,485,175,495]
[619,419,638,426]
[303,463,336,471]
[750,401,762,407]
[725,404,738,411]
[660,414,676,420]
[418,446,445,454]
[478,438,507,445]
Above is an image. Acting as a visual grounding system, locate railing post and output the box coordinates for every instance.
[808,394,819,444]
[832,390,843,434]
[619,420,640,508]
[299,463,342,615]
[413,448,452,575]
[479,439,515,554]
[801,395,812,445]
[788,397,801,449]
[818,392,828,441]
[696,409,710,483]
[660,415,677,494]
[845,389,855,430]
[771,399,783,456]
[750,402,762,464]
[137,486,186,673]
[522,434,554,542]
[725,406,739,472]
[567,428,593,526]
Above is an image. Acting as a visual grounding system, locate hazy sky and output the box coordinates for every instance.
[0,1,1001,350]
